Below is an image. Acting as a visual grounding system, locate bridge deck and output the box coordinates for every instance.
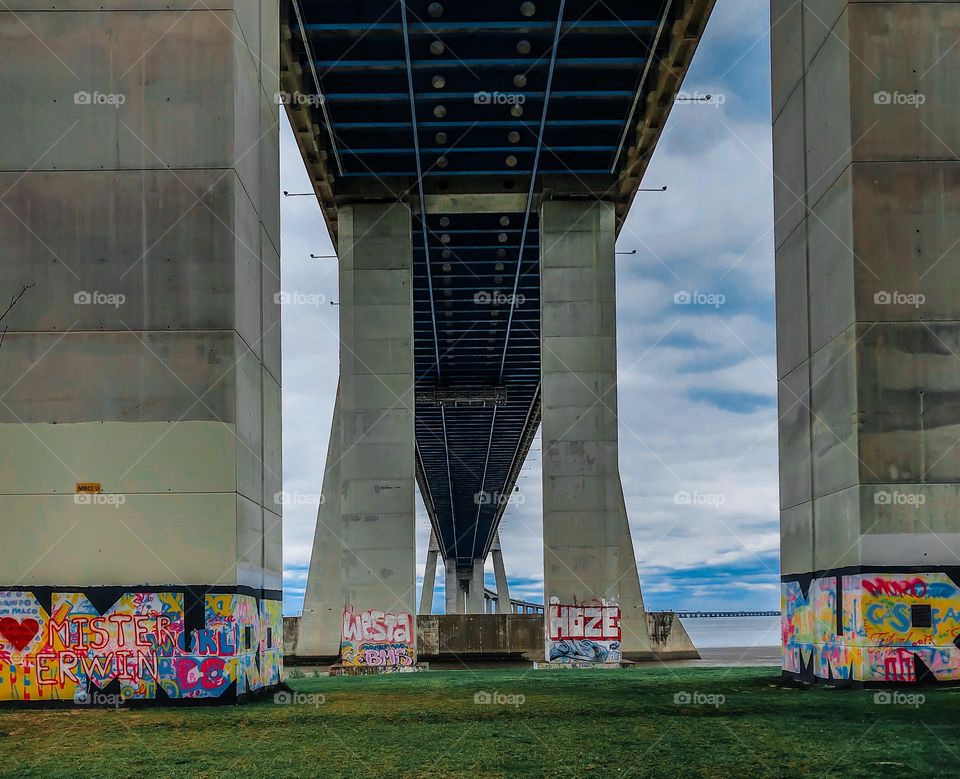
[283,0,713,568]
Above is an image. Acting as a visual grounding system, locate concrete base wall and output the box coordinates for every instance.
[285,613,699,663]
[418,614,545,659]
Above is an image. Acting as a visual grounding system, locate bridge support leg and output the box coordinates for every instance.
[0,6,282,702]
[419,530,440,615]
[491,532,512,613]
[539,200,695,661]
[298,203,416,659]
[773,0,960,685]
[466,560,485,613]
[444,559,463,614]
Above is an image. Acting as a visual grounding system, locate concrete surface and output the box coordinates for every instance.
[0,3,281,593]
[297,202,417,658]
[285,613,700,664]
[773,0,960,684]
[539,200,653,658]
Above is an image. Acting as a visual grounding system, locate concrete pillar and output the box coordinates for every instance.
[0,4,282,702]
[419,530,440,614]
[297,202,416,659]
[298,385,342,655]
[773,1,960,684]
[444,559,463,614]
[466,559,486,613]
[491,532,512,613]
[539,200,651,658]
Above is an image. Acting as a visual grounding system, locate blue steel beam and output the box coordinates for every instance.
[304,20,659,33]
[314,57,647,69]
[321,90,634,101]
[333,119,623,128]
[340,169,611,177]
[400,0,460,562]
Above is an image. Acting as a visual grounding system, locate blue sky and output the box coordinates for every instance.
[279,1,780,615]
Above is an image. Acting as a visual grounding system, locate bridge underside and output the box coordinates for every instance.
[287,0,712,661]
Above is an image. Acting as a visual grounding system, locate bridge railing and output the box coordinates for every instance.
[671,610,781,618]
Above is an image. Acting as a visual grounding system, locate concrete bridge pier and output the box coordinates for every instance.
[419,530,441,614]
[539,200,679,660]
[0,3,282,703]
[297,202,417,660]
[491,532,512,613]
[773,0,960,684]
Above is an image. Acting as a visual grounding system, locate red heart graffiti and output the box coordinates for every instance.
[0,618,40,651]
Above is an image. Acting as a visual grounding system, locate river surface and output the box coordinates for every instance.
[679,615,781,649]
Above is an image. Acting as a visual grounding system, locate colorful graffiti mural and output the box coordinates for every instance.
[782,571,960,683]
[0,590,282,702]
[339,607,416,672]
[546,597,622,665]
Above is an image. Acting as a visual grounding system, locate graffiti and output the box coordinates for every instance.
[548,639,620,663]
[0,590,282,702]
[882,648,916,683]
[782,571,960,683]
[546,597,622,665]
[863,577,928,598]
[339,607,416,671]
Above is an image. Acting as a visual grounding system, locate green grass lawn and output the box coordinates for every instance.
[1,666,958,778]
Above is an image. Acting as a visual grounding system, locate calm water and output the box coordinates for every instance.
[680,615,781,649]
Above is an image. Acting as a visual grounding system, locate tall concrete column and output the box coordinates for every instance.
[0,4,282,703]
[539,200,651,658]
[419,530,440,614]
[491,532,512,613]
[466,560,486,613]
[444,559,463,614]
[297,202,416,658]
[773,1,960,684]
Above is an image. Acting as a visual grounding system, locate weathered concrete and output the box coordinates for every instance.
[0,3,281,703]
[297,202,417,658]
[466,560,486,614]
[491,532,512,613]
[284,612,698,662]
[419,530,441,614]
[445,559,463,615]
[539,200,656,659]
[418,614,544,659]
[773,0,960,684]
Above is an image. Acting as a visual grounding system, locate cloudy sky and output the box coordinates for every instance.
[279,1,779,615]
